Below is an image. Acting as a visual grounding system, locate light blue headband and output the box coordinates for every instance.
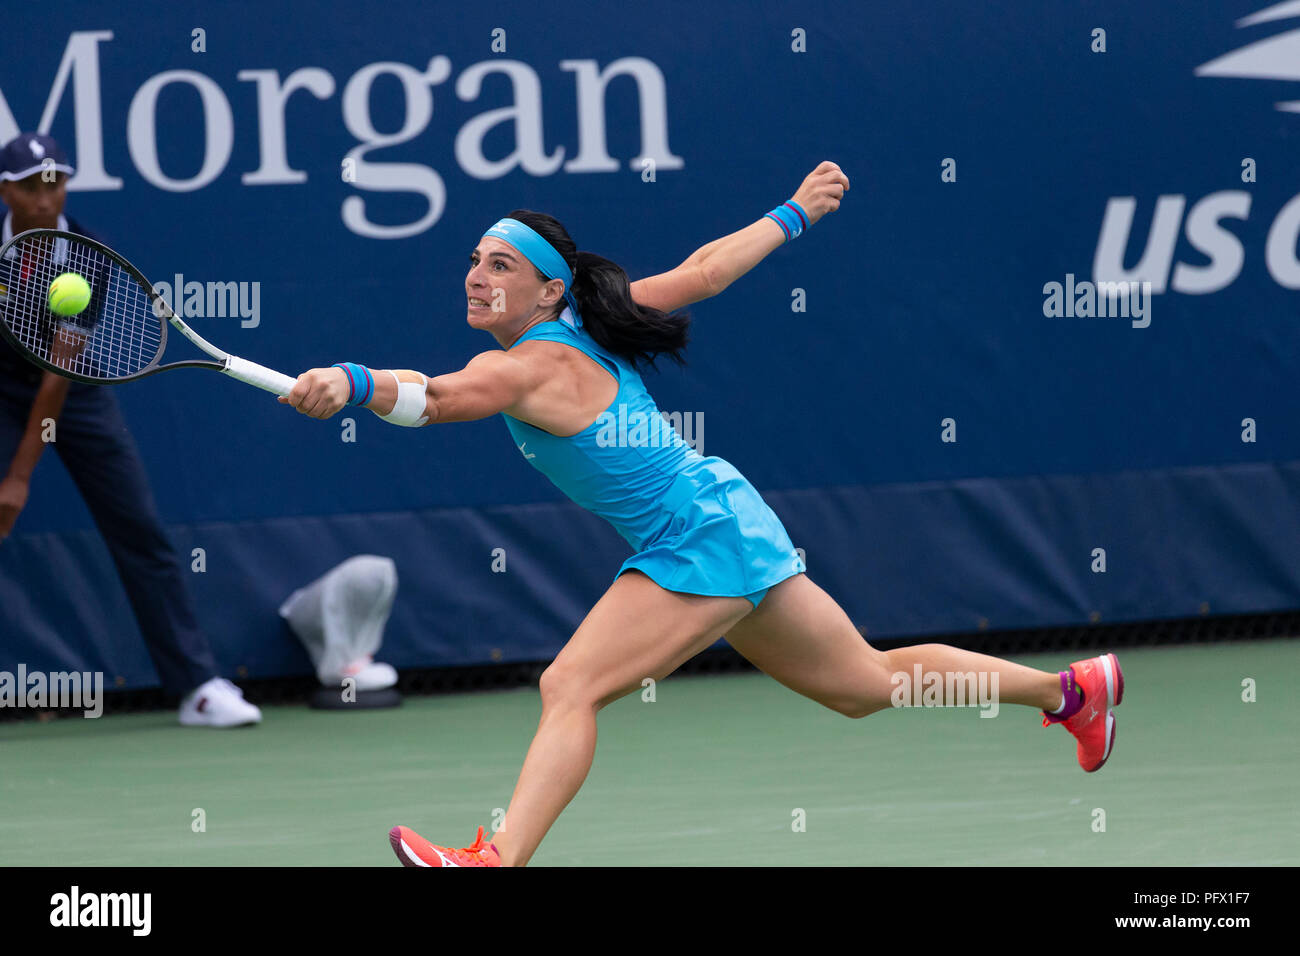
[482,218,580,320]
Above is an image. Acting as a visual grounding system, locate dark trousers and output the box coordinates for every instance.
[0,372,217,696]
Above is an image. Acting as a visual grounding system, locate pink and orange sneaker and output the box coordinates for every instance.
[1042,653,1125,772]
[389,824,502,867]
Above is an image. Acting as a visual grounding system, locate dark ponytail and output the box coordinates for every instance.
[506,209,690,372]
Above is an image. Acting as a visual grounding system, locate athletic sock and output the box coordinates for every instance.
[1047,669,1084,719]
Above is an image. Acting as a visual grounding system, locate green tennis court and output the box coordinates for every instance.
[2,640,1295,866]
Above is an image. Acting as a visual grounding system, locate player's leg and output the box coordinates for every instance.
[489,569,754,866]
[0,377,33,539]
[722,572,1062,717]
[50,385,219,696]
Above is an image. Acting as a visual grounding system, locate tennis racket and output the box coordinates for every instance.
[0,228,296,395]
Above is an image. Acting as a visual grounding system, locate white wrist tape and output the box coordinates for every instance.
[376,370,430,427]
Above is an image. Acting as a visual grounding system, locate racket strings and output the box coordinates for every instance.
[1,233,163,380]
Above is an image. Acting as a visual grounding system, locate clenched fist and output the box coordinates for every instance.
[790,161,850,226]
[279,366,350,419]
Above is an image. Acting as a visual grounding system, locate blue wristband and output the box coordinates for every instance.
[332,362,375,406]
[764,199,811,241]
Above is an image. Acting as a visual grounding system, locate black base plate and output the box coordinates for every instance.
[308,686,402,710]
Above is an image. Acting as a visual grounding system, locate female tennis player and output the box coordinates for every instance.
[282,161,1124,867]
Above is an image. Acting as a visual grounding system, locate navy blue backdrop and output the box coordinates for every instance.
[2,0,1298,687]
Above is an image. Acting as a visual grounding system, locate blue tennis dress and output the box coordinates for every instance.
[502,307,805,609]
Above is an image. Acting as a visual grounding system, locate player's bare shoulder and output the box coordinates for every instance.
[502,338,618,436]
[500,338,581,416]
[496,338,568,396]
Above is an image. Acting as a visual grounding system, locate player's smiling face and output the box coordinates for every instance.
[466,236,566,344]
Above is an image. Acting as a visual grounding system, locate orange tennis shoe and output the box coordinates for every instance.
[1042,653,1124,772]
[389,824,502,867]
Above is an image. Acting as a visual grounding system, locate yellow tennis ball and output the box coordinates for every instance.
[48,273,92,317]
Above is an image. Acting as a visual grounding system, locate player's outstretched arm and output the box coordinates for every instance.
[0,373,71,541]
[629,160,850,314]
[280,349,535,426]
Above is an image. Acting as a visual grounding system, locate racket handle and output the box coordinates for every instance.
[223,355,298,396]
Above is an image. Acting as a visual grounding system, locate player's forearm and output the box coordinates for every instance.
[5,374,70,482]
[360,352,527,426]
[684,218,787,298]
[685,163,847,299]
[287,352,522,426]
[359,368,434,426]
[362,368,495,425]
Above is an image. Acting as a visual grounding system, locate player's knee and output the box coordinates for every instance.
[827,693,890,719]
[536,664,569,706]
[537,663,599,712]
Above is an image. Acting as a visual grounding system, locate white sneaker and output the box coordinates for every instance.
[335,657,399,692]
[179,677,263,728]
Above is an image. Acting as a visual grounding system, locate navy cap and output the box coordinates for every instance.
[0,132,75,182]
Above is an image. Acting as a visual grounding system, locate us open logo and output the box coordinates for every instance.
[1196,3,1300,113]
[1090,3,1300,299]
